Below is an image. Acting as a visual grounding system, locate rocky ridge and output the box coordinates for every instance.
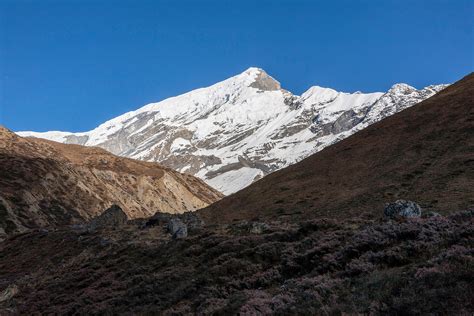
[19,68,448,194]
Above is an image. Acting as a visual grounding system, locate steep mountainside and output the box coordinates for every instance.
[19,68,448,194]
[200,73,474,223]
[0,127,222,239]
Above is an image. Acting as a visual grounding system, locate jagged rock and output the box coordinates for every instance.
[167,218,187,239]
[143,211,203,233]
[249,69,281,91]
[249,222,270,234]
[88,204,128,230]
[233,221,270,234]
[179,212,204,231]
[143,213,172,228]
[384,200,422,219]
[0,284,18,302]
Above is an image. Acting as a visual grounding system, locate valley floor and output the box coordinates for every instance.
[0,210,472,315]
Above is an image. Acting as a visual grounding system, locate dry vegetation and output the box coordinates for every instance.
[0,211,472,314]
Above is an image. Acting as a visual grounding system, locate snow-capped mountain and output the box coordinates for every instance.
[19,68,448,194]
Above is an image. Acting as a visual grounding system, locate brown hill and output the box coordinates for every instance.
[200,73,474,223]
[0,127,223,239]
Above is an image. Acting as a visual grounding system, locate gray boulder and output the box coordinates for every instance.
[167,218,188,239]
[249,222,270,234]
[89,204,128,230]
[144,211,202,235]
[144,213,172,228]
[179,212,204,231]
[0,284,18,303]
[384,200,422,219]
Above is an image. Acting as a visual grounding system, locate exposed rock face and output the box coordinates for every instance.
[167,218,188,239]
[384,200,422,219]
[144,211,203,235]
[249,222,270,234]
[18,68,448,194]
[88,205,128,230]
[0,284,18,303]
[0,127,223,239]
[249,70,281,91]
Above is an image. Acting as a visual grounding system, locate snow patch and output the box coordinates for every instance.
[206,167,264,195]
[170,138,191,152]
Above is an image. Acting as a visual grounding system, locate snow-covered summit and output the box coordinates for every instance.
[18,68,448,194]
[388,83,417,95]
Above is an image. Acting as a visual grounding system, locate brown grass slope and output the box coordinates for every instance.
[200,73,474,223]
[0,127,223,238]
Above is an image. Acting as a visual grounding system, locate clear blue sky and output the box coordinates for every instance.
[1,0,472,132]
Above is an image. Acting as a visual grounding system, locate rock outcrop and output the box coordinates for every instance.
[384,200,422,219]
[88,205,128,230]
[143,211,204,238]
[167,218,188,239]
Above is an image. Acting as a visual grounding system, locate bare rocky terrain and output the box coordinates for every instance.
[0,128,222,239]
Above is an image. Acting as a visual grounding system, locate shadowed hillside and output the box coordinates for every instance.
[0,211,472,314]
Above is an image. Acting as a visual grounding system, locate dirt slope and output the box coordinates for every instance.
[0,127,223,238]
[200,73,474,223]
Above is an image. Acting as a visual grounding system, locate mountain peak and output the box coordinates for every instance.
[244,66,265,74]
[300,85,339,104]
[388,83,416,95]
[243,67,281,91]
[200,73,472,223]
[17,69,450,195]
